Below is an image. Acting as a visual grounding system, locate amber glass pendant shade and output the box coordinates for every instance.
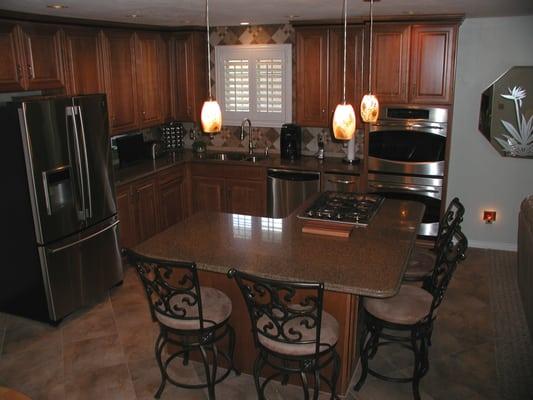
[201,100,222,133]
[332,103,356,140]
[360,94,379,123]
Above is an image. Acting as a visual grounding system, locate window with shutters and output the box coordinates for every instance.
[215,44,292,127]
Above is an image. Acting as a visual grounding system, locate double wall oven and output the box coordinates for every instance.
[367,106,448,238]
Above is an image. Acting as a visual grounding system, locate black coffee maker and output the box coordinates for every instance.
[280,123,302,160]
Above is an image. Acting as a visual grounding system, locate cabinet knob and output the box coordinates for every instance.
[142,111,146,115]
[27,64,34,79]
[322,108,326,113]
[16,64,22,80]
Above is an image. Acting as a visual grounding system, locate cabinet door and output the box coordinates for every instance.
[371,24,410,104]
[329,26,364,125]
[159,33,174,122]
[158,169,187,230]
[63,27,105,95]
[103,30,139,134]
[226,179,266,217]
[409,25,457,104]
[132,177,159,242]
[0,23,26,91]
[191,176,225,214]
[295,28,329,127]
[116,185,138,249]
[19,23,65,90]
[135,31,163,127]
[173,33,191,120]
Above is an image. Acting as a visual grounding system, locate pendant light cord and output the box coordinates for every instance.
[206,0,212,99]
[368,0,373,94]
[342,0,347,104]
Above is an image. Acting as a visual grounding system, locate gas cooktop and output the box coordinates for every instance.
[297,192,385,226]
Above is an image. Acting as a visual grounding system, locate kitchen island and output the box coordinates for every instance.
[134,198,425,394]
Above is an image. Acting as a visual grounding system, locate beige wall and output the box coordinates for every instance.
[448,15,533,250]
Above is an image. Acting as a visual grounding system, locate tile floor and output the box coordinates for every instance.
[0,248,501,399]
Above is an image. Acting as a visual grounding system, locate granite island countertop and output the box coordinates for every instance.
[133,198,424,298]
[114,149,362,186]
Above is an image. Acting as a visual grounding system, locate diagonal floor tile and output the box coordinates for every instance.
[2,315,61,356]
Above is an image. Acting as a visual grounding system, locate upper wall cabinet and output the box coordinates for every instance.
[63,26,105,95]
[0,21,65,92]
[135,31,163,127]
[371,22,457,105]
[102,30,139,134]
[159,33,174,122]
[172,31,207,124]
[295,26,364,128]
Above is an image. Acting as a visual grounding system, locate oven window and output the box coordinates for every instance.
[376,192,440,224]
[369,130,446,162]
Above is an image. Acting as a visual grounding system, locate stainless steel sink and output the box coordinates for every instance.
[204,152,244,161]
[242,155,268,163]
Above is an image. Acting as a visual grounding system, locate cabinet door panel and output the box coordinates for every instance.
[133,178,159,242]
[63,27,105,95]
[159,174,186,230]
[296,28,329,127]
[410,25,456,104]
[226,179,266,217]
[173,33,193,121]
[159,33,174,122]
[329,26,364,126]
[136,32,162,127]
[116,185,137,249]
[104,30,138,134]
[191,176,225,214]
[20,24,65,90]
[371,24,410,104]
[0,23,25,91]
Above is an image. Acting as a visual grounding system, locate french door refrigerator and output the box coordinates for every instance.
[0,94,122,323]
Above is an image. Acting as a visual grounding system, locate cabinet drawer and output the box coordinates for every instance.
[223,165,266,181]
[190,163,226,178]
[157,165,185,185]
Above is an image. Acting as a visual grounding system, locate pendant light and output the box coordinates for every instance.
[360,0,379,123]
[200,0,222,133]
[332,0,356,140]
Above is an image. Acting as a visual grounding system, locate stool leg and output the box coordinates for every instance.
[154,332,167,399]
[330,350,340,400]
[312,367,321,400]
[299,370,310,400]
[228,325,240,375]
[281,359,290,385]
[253,354,266,400]
[200,344,216,400]
[410,329,422,400]
[354,328,372,391]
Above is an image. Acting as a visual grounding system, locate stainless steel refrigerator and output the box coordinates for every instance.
[0,94,122,323]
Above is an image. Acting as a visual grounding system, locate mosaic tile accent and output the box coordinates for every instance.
[187,23,362,159]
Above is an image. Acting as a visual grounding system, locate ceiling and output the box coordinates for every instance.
[1,0,532,27]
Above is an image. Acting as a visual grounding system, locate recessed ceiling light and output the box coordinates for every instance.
[47,3,67,9]
[240,22,250,26]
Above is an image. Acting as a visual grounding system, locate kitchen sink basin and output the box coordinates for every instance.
[204,152,244,161]
[242,155,268,163]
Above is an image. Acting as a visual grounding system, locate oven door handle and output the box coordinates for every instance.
[328,178,358,185]
[369,183,440,193]
[407,123,444,130]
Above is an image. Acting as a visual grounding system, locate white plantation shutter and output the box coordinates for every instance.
[215,44,292,127]
[224,59,249,112]
[256,58,283,114]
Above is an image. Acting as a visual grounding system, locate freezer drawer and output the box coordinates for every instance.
[39,216,122,321]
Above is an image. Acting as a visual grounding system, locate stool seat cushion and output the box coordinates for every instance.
[155,287,232,331]
[364,285,434,325]
[257,310,339,356]
[404,247,436,280]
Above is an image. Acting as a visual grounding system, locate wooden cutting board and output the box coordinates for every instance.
[301,220,354,238]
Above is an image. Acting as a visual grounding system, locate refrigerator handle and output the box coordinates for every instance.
[48,220,120,254]
[65,106,86,221]
[76,106,93,219]
[41,171,52,216]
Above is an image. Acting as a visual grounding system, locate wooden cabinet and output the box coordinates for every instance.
[103,30,138,134]
[371,22,457,105]
[190,164,267,217]
[116,185,137,249]
[18,23,65,91]
[159,33,174,122]
[63,27,105,95]
[0,23,25,91]
[295,26,364,127]
[295,28,329,127]
[132,177,160,242]
[158,166,187,230]
[172,31,208,123]
[135,31,163,126]
[409,25,457,104]
[371,24,411,104]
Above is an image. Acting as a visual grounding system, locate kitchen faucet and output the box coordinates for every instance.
[240,118,254,155]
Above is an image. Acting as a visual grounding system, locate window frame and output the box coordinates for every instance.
[214,44,292,128]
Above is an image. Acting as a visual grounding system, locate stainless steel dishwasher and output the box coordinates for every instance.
[267,169,321,218]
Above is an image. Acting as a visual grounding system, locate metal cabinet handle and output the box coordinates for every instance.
[16,64,23,80]
[328,178,358,185]
[27,64,34,79]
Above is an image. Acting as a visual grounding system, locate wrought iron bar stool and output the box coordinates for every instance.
[403,197,465,285]
[125,250,239,400]
[228,269,341,400]
[354,222,468,400]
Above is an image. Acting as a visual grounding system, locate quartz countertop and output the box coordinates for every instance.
[133,199,424,298]
[114,150,361,186]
